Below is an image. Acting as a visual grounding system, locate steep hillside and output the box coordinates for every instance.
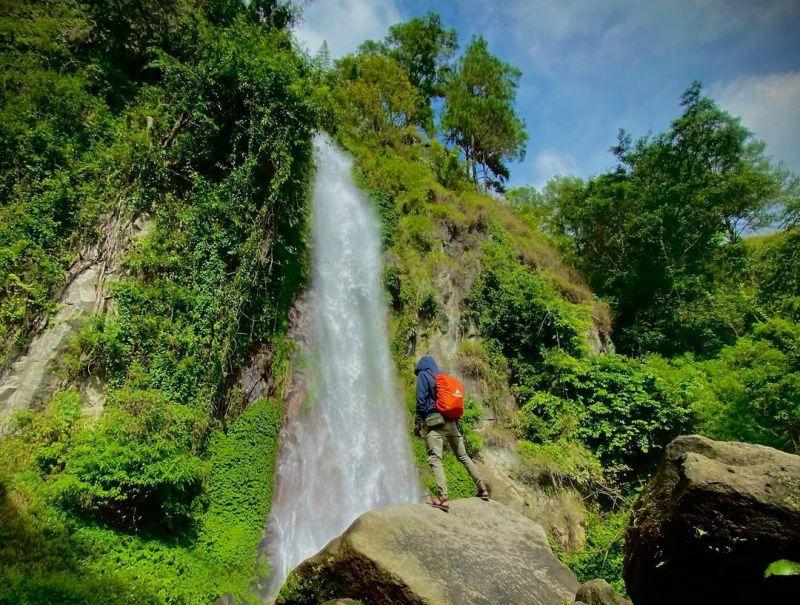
[324,17,798,592]
[0,1,319,603]
[333,128,610,546]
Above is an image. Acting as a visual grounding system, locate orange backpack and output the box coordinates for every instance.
[434,373,465,420]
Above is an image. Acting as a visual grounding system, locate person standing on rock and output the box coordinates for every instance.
[413,354,489,511]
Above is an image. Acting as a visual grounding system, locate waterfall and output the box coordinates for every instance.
[266,134,422,595]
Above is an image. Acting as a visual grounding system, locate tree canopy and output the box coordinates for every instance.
[357,12,457,133]
[547,82,799,355]
[441,36,528,192]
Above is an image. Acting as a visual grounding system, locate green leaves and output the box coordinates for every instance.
[521,352,694,480]
[696,318,800,452]
[441,36,528,192]
[50,388,209,533]
[764,560,800,578]
[0,1,316,601]
[334,53,425,133]
[467,226,593,365]
[549,83,796,356]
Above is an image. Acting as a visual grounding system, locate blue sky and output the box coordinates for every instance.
[293,0,800,188]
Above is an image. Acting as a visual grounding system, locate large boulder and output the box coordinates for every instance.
[276,498,579,605]
[624,435,800,604]
[574,579,630,605]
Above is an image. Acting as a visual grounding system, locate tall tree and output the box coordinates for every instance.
[358,12,457,132]
[384,12,458,100]
[549,82,799,355]
[335,53,423,133]
[441,36,527,192]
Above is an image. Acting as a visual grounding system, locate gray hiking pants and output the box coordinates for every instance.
[425,418,485,498]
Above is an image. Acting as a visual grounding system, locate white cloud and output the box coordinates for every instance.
[473,0,799,77]
[293,0,402,58]
[711,71,800,172]
[529,149,579,189]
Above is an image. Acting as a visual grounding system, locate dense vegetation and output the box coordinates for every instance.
[1,0,316,602]
[1,3,798,602]
[317,12,799,594]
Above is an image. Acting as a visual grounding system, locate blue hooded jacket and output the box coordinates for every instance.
[414,355,440,421]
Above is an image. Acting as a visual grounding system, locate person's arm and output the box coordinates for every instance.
[414,374,426,436]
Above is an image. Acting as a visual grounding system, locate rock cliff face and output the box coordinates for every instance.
[624,434,800,604]
[276,498,579,605]
[476,446,587,552]
[0,210,149,430]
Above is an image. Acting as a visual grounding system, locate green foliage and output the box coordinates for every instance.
[747,229,800,321]
[691,318,800,452]
[504,185,558,232]
[333,53,424,134]
[559,507,629,595]
[764,560,800,578]
[549,82,799,356]
[516,439,604,490]
[0,0,110,360]
[467,227,593,367]
[358,12,458,132]
[0,0,317,601]
[198,398,283,585]
[383,12,458,99]
[520,352,694,478]
[442,36,528,191]
[460,396,485,456]
[49,389,208,533]
[1,392,287,604]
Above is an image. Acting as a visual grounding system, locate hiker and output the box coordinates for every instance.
[413,354,489,511]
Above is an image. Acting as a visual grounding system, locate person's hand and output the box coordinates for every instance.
[413,417,423,437]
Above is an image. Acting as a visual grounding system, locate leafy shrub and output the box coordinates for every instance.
[50,388,209,533]
[521,352,694,479]
[460,395,485,456]
[697,318,800,452]
[199,398,283,574]
[559,507,630,595]
[748,229,800,321]
[516,439,603,490]
[467,227,593,367]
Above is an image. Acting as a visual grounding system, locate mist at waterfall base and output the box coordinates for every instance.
[266,135,422,595]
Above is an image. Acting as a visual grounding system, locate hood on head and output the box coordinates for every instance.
[414,355,440,376]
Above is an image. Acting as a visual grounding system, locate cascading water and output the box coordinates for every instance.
[266,134,422,595]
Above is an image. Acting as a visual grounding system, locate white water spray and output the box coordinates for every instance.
[266,134,422,595]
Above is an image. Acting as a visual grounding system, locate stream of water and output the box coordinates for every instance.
[266,134,422,595]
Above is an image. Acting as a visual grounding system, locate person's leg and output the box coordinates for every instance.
[425,426,448,499]
[445,420,487,493]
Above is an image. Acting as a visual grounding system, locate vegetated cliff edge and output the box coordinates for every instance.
[0,1,319,603]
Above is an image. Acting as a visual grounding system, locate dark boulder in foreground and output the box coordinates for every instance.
[276,498,578,605]
[624,435,800,604]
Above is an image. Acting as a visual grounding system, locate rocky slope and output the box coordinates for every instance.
[0,210,149,430]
